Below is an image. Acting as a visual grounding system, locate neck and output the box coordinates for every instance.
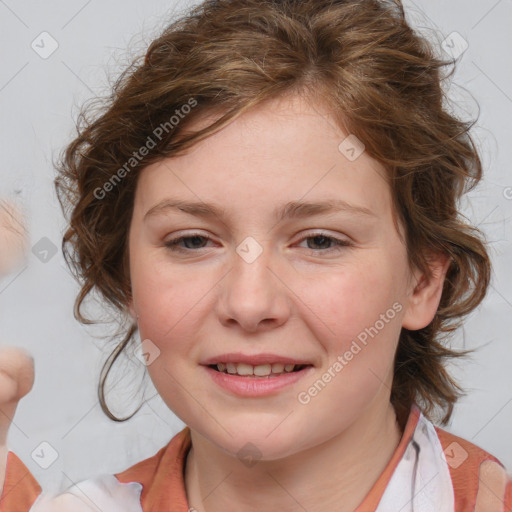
[184,400,404,512]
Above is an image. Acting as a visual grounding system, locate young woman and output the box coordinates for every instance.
[1,0,511,510]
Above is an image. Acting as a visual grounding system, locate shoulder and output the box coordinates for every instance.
[433,423,512,512]
[114,426,191,508]
[15,427,191,512]
[32,426,192,512]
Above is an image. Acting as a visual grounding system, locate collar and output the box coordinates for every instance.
[116,404,448,512]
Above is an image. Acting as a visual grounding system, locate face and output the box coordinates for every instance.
[127,94,430,460]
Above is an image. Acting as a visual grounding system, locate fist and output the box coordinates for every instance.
[0,346,34,497]
[0,347,35,442]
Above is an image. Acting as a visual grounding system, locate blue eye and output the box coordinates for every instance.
[165,234,213,252]
[164,232,352,255]
[297,232,352,253]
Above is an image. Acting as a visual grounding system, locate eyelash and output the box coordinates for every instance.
[164,232,353,255]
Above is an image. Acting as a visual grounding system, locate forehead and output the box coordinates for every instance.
[134,94,394,225]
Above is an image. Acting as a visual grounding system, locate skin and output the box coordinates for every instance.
[0,205,33,497]
[126,92,451,512]
[0,200,28,275]
[0,348,34,497]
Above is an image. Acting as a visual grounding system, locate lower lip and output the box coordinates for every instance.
[203,365,314,397]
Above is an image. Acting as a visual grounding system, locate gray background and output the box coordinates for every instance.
[0,0,511,494]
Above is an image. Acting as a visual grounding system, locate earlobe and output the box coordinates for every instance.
[402,252,452,331]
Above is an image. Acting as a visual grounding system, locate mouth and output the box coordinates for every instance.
[207,362,312,378]
[203,357,315,396]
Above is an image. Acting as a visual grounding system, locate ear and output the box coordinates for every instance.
[402,252,452,330]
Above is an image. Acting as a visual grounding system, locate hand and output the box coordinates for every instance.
[0,346,35,496]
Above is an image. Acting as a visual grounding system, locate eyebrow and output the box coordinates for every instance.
[144,198,376,223]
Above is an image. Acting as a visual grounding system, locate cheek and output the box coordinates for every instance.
[295,257,405,403]
[299,261,401,342]
[130,254,216,348]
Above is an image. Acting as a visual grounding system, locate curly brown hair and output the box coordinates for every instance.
[54,0,490,426]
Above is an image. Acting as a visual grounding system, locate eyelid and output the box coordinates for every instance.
[164,230,219,248]
[299,229,351,241]
[295,231,353,252]
[164,230,353,254]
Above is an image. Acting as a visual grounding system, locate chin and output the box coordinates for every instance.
[198,418,308,462]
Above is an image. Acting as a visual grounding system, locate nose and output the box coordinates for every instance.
[216,240,291,333]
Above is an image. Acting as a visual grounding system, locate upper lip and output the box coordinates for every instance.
[202,353,313,366]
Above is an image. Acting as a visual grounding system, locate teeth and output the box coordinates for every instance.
[254,364,271,376]
[215,362,304,376]
[237,363,253,376]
